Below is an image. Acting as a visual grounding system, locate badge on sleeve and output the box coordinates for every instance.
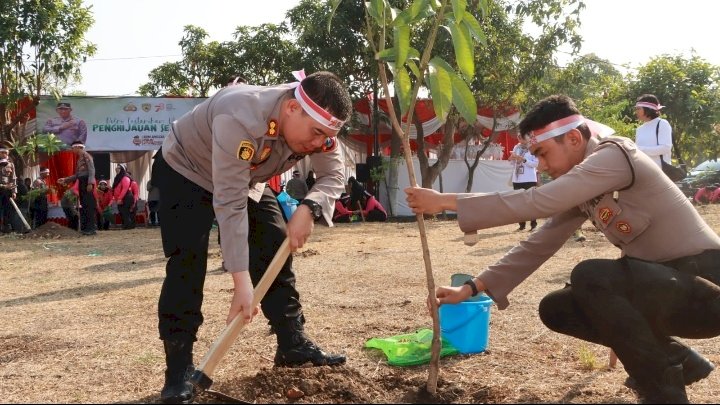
[321,136,337,152]
[259,146,272,163]
[237,140,255,161]
[266,120,278,137]
[598,207,614,224]
[616,221,631,233]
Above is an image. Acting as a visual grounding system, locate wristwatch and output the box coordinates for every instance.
[463,278,480,297]
[300,199,322,221]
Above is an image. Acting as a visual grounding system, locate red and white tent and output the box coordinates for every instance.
[347,97,521,160]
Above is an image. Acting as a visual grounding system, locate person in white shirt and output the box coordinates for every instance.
[509,135,539,231]
[634,94,672,168]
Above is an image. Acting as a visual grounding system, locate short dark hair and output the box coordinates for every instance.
[297,71,353,123]
[636,93,661,119]
[519,94,591,142]
[71,140,84,146]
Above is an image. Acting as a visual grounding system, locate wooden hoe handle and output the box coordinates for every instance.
[190,238,291,391]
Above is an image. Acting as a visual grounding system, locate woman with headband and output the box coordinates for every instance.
[406,94,720,403]
[634,94,673,169]
[151,70,352,403]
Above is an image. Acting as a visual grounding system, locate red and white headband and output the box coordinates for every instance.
[530,114,585,144]
[635,101,664,110]
[291,70,345,131]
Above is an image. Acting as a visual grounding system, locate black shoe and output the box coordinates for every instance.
[161,340,195,404]
[516,225,525,232]
[274,340,346,367]
[625,347,715,389]
[81,230,97,236]
[637,365,688,404]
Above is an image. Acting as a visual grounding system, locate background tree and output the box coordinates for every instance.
[138,25,224,97]
[628,53,720,167]
[541,53,634,137]
[220,23,303,87]
[0,0,95,172]
[454,0,584,192]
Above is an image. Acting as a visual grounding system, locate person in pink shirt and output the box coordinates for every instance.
[332,193,356,223]
[361,192,387,222]
[96,180,114,230]
[112,165,135,229]
[694,184,720,205]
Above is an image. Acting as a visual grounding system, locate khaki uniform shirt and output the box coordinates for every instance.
[66,151,95,185]
[456,136,720,309]
[161,83,345,273]
[0,161,17,192]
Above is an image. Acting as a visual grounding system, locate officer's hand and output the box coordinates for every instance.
[404,187,444,214]
[286,205,314,251]
[227,270,259,325]
[86,184,93,192]
[425,285,471,314]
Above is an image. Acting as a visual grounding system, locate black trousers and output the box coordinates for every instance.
[0,189,18,232]
[77,176,97,232]
[117,192,135,229]
[153,151,302,343]
[539,250,720,385]
[513,181,537,228]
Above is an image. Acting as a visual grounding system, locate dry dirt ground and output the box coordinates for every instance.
[1,206,720,404]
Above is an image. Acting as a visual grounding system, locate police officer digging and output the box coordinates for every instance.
[406,95,720,404]
[151,70,352,403]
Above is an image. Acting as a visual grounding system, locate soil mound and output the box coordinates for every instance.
[20,221,80,239]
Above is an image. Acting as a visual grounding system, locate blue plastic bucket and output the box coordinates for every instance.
[439,295,493,354]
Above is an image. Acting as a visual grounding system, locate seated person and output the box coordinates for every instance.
[694,184,720,205]
[332,193,356,223]
[360,191,388,222]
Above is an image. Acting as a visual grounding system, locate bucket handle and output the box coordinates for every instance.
[440,302,490,334]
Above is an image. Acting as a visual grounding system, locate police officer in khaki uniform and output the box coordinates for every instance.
[58,140,97,236]
[0,146,19,233]
[406,95,720,404]
[151,70,352,403]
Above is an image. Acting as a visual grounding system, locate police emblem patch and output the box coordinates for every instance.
[259,146,272,162]
[616,221,631,233]
[598,207,613,224]
[237,140,255,161]
[266,120,278,137]
[321,137,337,152]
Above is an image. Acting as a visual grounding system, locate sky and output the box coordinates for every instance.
[72,0,720,96]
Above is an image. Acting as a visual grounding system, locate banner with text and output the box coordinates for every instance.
[36,96,206,151]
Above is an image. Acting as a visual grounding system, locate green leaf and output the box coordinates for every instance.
[451,0,467,23]
[478,0,489,18]
[427,59,453,122]
[366,0,385,26]
[394,68,412,116]
[406,59,421,80]
[408,0,431,22]
[376,47,395,61]
[450,74,477,123]
[449,22,474,78]
[393,24,410,68]
[461,13,487,46]
[327,0,343,32]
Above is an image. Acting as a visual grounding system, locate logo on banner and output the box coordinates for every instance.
[141,103,151,112]
[132,136,141,146]
[123,102,137,112]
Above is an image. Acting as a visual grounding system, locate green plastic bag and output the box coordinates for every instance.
[365,328,459,366]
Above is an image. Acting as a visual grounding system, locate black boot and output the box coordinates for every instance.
[625,343,715,389]
[274,318,346,367]
[161,340,195,404]
[638,364,689,404]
